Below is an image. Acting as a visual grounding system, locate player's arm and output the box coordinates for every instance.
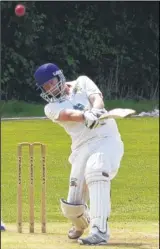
[57,109,102,131]
[89,93,104,109]
[57,99,105,123]
[82,75,105,110]
[57,93,105,122]
[45,105,98,128]
[58,109,84,122]
[44,103,85,122]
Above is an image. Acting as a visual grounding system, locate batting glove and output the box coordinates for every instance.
[91,108,106,118]
[83,110,99,129]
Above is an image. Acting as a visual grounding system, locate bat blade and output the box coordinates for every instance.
[99,108,136,120]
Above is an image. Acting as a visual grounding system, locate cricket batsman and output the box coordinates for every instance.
[34,63,124,245]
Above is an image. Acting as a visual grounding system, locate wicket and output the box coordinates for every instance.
[17,142,46,233]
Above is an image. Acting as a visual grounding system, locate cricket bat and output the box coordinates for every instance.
[99,108,136,120]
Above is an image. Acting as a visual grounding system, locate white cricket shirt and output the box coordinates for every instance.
[44,76,120,150]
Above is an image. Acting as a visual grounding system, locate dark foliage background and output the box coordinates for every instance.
[1,1,159,102]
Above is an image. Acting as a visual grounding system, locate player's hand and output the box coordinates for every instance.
[91,108,106,118]
[83,110,99,129]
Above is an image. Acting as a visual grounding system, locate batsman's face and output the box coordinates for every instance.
[42,77,65,97]
[43,77,58,92]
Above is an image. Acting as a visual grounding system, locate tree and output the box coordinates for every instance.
[1,1,159,101]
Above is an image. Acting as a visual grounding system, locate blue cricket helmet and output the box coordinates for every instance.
[34,63,60,87]
[34,63,66,102]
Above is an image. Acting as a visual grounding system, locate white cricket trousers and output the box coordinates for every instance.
[67,136,124,205]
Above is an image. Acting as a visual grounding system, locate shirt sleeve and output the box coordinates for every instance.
[77,76,102,97]
[44,103,65,121]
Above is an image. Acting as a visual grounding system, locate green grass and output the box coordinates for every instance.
[1,118,159,248]
[2,222,158,249]
[1,99,159,117]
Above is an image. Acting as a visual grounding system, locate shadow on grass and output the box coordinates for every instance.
[70,240,148,248]
[108,242,147,248]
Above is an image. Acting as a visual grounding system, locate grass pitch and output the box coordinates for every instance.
[1,118,159,248]
[2,222,158,249]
